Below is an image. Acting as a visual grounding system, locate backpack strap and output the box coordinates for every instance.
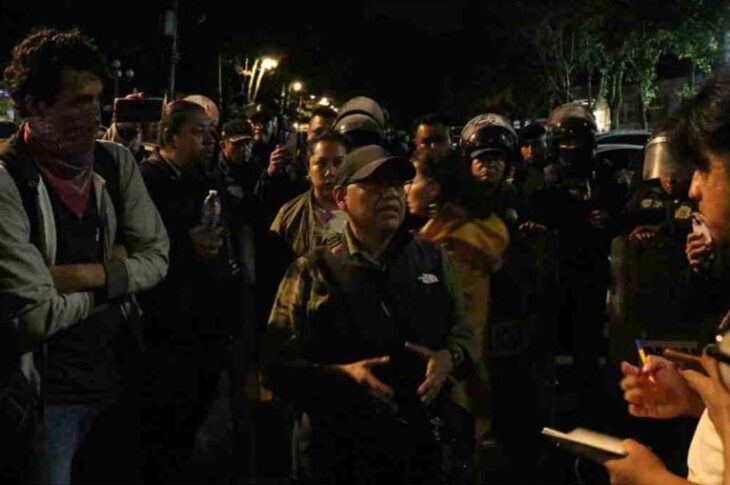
[0,135,43,248]
[92,142,124,242]
[92,142,147,351]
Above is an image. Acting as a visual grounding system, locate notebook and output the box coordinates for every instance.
[542,427,628,462]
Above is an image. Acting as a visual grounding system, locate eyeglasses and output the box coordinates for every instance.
[705,311,730,391]
[707,344,730,366]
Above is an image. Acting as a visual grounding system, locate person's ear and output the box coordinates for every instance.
[333,185,348,211]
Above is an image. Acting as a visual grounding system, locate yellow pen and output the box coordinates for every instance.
[636,340,656,384]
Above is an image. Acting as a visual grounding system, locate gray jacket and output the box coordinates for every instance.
[0,139,169,394]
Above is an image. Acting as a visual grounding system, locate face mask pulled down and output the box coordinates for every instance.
[27,102,100,164]
[26,103,100,217]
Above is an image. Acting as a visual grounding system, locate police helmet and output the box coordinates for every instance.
[519,122,547,146]
[334,96,386,151]
[546,103,597,176]
[460,113,518,162]
[643,133,693,182]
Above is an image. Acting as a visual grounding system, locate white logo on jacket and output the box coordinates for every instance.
[418,273,439,284]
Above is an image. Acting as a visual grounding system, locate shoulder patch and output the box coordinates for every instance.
[675,205,692,220]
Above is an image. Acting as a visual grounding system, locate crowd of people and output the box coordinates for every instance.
[4,26,730,485]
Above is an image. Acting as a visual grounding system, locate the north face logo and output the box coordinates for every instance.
[418,273,439,284]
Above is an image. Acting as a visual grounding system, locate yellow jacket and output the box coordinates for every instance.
[419,208,509,430]
[420,211,509,359]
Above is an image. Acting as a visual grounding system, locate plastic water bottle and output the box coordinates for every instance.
[201,190,221,226]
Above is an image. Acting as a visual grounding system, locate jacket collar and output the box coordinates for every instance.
[340,222,411,270]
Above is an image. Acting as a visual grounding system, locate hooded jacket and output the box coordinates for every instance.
[0,136,169,396]
[418,208,508,429]
[419,209,509,354]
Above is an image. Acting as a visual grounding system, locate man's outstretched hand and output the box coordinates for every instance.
[405,341,453,405]
[334,355,395,410]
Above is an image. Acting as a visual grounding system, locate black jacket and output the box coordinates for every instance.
[139,151,242,342]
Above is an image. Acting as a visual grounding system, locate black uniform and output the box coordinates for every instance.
[531,157,621,427]
[138,151,246,481]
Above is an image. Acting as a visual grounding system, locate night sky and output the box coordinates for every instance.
[0,0,692,127]
[0,0,541,126]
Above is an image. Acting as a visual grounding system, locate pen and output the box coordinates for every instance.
[636,340,656,384]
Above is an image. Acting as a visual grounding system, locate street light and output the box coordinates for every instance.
[261,57,279,72]
[164,1,179,98]
[289,81,305,112]
[318,97,330,106]
[251,56,280,103]
[110,59,135,99]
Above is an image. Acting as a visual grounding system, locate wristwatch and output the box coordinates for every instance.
[447,345,464,368]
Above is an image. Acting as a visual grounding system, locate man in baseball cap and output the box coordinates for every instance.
[220,118,254,167]
[335,144,413,186]
[263,144,474,483]
[333,144,415,242]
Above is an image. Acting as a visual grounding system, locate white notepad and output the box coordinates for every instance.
[542,427,628,461]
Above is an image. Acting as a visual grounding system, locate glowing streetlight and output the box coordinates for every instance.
[318,97,330,106]
[110,59,135,99]
[261,57,279,71]
[289,81,305,112]
[251,56,280,103]
[309,95,316,100]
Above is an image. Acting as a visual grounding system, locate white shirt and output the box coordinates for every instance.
[313,207,347,246]
[688,410,724,485]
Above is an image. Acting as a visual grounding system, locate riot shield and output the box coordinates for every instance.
[608,233,700,369]
[483,228,559,480]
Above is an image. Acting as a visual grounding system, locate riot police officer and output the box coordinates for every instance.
[626,134,694,241]
[530,103,622,428]
[460,114,553,479]
[461,113,522,216]
[517,122,548,195]
[614,132,698,352]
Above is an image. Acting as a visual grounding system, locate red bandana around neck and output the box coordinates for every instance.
[24,123,95,217]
